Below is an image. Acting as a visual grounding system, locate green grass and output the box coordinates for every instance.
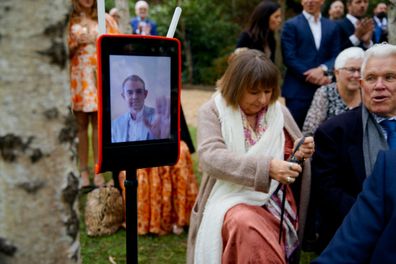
[80,220,188,263]
[79,125,317,263]
[188,126,200,184]
[79,183,190,264]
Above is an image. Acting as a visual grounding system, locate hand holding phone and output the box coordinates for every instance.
[290,136,315,164]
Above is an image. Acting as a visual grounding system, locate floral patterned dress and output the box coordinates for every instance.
[302,82,352,136]
[68,14,118,112]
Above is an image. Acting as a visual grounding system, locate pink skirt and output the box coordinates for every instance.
[222,203,287,264]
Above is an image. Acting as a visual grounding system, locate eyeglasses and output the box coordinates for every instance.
[339,67,361,74]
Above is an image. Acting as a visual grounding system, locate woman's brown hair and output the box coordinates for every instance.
[218,49,280,109]
[71,0,98,19]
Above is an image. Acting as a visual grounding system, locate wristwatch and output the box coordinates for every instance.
[320,64,328,74]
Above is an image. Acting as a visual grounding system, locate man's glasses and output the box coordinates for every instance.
[339,67,361,75]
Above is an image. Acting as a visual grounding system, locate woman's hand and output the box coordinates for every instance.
[293,136,315,161]
[144,96,171,139]
[79,29,97,44]
[269,159,302,185]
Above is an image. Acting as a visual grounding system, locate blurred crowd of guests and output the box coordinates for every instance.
[189,0,396,263]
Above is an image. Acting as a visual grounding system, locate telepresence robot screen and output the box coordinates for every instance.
[97,35,180,172]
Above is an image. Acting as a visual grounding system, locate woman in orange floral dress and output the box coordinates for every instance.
[119,141,199,235]
[68,0,119,187]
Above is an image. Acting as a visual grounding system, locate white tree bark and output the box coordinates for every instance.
[115,0,132,33]
[388,1,396,44]
[0,1,80,263]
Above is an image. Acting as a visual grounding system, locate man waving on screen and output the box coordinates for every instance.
[111,74,156,142]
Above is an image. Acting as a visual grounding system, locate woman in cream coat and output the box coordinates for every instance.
[187,49,314,264]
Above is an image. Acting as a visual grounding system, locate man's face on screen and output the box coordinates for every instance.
[122,80,148,112]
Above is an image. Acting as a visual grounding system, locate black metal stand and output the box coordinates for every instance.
[124,169,138,264]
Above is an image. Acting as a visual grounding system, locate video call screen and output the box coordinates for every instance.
[109,55,171,143]
[97,35,180,171]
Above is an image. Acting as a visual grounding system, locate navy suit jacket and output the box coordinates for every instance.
[337,17,370,50]
[336,17,356,50]
[281,14,340,100]
[372,16,388,43]
[130,17,158,35]
[312,150,396,264]
[311,106,367,250]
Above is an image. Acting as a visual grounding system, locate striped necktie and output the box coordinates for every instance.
[382,120,396,150]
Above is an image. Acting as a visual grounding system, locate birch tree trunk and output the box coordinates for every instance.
[388,1,396,44]
[115,0,132,33]
[0,1,80,263]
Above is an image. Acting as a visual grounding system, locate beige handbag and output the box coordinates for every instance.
[84,186,124,236]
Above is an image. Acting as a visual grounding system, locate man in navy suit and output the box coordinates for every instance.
[372,2,388,44]
[312,150,396,264]
[337,0,374,50]
[311,43,396,252]
[281,0,340,129]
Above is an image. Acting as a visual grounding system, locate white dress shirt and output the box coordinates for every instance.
[303,10,322,50]
[111,105,155,142]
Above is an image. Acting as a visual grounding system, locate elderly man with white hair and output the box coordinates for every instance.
[130,0,157,35]
[311,43,396,253]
